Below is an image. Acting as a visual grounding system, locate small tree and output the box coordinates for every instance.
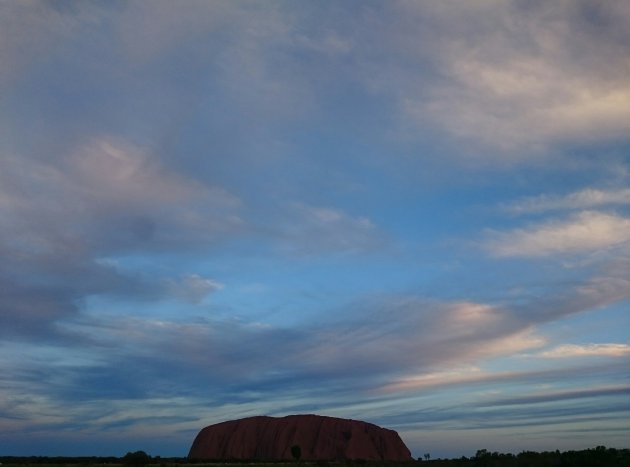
[123,451,151,466]
[291,444,302,461]
[475,449,490,459]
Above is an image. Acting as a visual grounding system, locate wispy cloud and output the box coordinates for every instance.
[485,211,630,257]
[3,277,629,455]
[1,138,243,255]
[506,188,630,213]
[524,268,630,326]
[391,1,630,153]
[275,203,383,256]
[541,343,630,358]
[166,275,224,304]
[0,1,103,88]
[480,385,630,407]
[0,138,242,337]
[27,298,544,402]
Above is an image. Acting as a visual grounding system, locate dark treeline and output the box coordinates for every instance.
[1,447,629,467]
[416,446,630,466]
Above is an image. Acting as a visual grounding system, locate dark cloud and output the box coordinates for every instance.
[0,287,598,407]
[2,279,628,455]
[0,139,242,337]
[376,379,630,432]
[481,386,630,407]
[4,264,624,404]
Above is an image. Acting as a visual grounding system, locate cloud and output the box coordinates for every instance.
[572,273,630,312]
[110,0,316,124]
[377,367,485,394]
[1,138,242,254]
[3,278,629,454]
[387,1,630,153]
[1,297,534,406]
[104,299,542,390]
[0,1,104,88]
[5,0,630,172]
[55,288,613,403]
[541,343,630,358]
[7,1,629,171]
[275,203,383,256]
[166,275,224,304]
[506,188,630,213]
[0,138,242,337]
[480,385,630,407]
[518,266,630,327]
[485,211,630,257]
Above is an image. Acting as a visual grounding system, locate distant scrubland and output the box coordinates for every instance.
[2,446,629,467]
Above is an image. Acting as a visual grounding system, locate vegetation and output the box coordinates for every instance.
[291,446,302,462]
[1,447,629,467]
[414,446,630,466]
[122,452,151,467]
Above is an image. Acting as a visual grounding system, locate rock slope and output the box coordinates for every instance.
[188,414,412,461]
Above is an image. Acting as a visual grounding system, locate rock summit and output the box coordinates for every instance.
[188,414,412,461]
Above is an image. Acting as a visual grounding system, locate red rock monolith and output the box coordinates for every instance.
[188,414,412,461]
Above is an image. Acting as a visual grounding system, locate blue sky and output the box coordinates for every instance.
[1,0,630,459]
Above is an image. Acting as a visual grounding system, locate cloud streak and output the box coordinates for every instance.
[479,385,630,408]
[485,211,630,257]
[274,203,383,256]
[541,343,630,358]
[394,1,630,153]
[506,188,630,213]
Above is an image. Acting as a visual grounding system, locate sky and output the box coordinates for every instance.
[1,0,630,460]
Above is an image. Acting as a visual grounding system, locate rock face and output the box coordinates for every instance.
[188,414,412,461]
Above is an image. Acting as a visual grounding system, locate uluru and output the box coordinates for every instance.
[188,414,412,461]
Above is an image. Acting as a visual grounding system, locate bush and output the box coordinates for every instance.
[122,451,151,466]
